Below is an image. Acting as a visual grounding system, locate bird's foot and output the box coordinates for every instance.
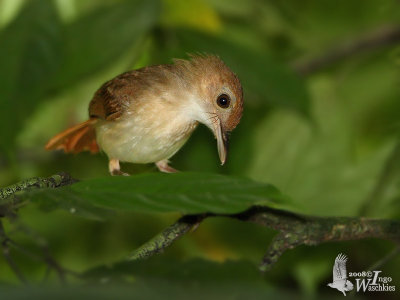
[111,169,130,176]
[155,160,178,173]
[109,158,130,176]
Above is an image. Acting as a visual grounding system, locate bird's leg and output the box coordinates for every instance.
[155,159,178,173]
[109,158,129,176]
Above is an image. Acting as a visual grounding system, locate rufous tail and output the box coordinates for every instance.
[45,119,99,154]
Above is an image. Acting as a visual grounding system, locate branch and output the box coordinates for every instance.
[359,140,400,216]
[0,220,27,284]
[367,245,400,271]
[293,25,400,76]
[234,206,400,271]
[0,172,77,201]
[0,172,78,283]
[128,214,209,260]
[13,220,68,283]
[130,206,400,271]
[0,217,79,284]
[0,172,77,217]
[1,172,399,274]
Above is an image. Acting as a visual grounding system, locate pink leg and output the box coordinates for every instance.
[109,159,129,176]
[155,160,178,173]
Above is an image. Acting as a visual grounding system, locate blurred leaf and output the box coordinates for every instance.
[162,0,221,32]
[50,0,160,90]
[83,258,301,300]
[84,257,264,283]
[0,259,312,300]
[204,0,256,18]
[0,0,161,155]
[0,0,26,28]
[245,77,394,216]
[2,0,400,295]
[0,0,62,154]
[81,258,344,300]
[275,0,400,55]
[336,54,400,144]
[293,258,331,297]
[359,140,400,217]
[16,173,291,218]
[156,29,310,116]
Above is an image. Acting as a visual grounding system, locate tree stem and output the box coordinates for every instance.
[130,206,400,271]
[0,172,77,201]
[293,25,400,76]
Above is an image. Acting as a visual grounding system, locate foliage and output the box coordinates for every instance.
[0,0,400,299]
[16,173,288,216]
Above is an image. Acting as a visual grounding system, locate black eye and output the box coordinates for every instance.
[216,94,231,108]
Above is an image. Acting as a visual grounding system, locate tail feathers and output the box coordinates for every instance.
[45,119,99,154]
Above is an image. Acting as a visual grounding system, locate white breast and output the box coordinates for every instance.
[95,109,198,164]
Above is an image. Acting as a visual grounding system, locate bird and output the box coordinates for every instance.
[327,253,354,296]
[45,55,244,175]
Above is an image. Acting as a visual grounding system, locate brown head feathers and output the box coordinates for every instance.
[173,55,243,131]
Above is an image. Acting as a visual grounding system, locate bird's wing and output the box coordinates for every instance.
[89,71,140,121]
[88,64,172,121]
[332,253,348,282]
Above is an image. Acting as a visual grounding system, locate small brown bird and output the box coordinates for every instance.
[45,55,243,175]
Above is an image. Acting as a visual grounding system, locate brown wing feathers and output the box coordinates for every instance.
[89,74,131,121]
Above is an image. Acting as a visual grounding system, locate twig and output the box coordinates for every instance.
[128,206,400,272]
[359,141,400,216]
[367,245,400,271]
[0,172,78,219]
[128,214,209,260]
[41,245,66,283]
[11,220,71,283]
[1,172,400,276]
[7,238,44,262]
[0,172,81,283]
[293,25,400,76]
[349,245,400,297]
[0,217,77,284]
[258,232,303,270]
[234,206,400,271]
[0,172,77,201]
[0,220,28,284]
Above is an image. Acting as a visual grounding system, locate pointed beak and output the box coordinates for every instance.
[214,119,229,165]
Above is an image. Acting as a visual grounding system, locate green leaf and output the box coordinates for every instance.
[0,0,160,155]
[245,78,395,216]
[84,257,264,283]
[50,0,160,91]
[82,258,342,299]
[0,0,62,153]
[0,259,309,300]
[18,173,291,218]
[157,29,310,116]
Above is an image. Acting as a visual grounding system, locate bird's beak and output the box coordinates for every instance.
[214,119,229,165]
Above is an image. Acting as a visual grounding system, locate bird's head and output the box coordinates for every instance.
[174,55,244,165]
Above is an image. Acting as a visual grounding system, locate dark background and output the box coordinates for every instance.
[0,0,399,299]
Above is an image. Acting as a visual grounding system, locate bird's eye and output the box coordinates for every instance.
[216,94,231,109]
